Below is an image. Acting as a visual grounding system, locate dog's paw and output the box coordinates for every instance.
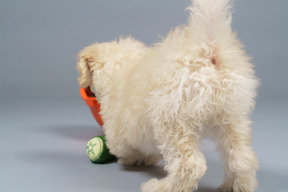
[219,187,254,192]
[140,178,171,192]
[219,180,233,192]
[219,177,256,192]
[219,186,233,192]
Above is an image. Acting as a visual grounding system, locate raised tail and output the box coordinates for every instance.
[188,0,233,45]
[185,0,246,69]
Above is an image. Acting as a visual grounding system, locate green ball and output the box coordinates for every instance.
[86,135,116,163]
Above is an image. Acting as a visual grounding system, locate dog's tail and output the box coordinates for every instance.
[187,0,236,67]
[188,0,232,43]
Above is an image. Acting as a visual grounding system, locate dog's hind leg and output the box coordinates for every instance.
[141,123,207,192]
[216,118,258,192]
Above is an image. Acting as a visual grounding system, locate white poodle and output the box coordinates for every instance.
[77,0,259,191]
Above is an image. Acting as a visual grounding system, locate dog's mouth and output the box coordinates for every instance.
[85,86,96,97]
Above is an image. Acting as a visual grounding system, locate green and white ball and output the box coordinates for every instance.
[86,135,116,163]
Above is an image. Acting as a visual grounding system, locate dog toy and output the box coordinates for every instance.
[80,87,103,126]
[86,135,116,163]
[80,87,116,163]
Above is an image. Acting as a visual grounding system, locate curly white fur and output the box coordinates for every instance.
[77,0,259,191]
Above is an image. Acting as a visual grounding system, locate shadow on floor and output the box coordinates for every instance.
[196,188,220,192]
[121,162,166,179]
[39,124,103,141]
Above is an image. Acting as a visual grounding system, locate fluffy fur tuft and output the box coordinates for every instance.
[77,0,259,191]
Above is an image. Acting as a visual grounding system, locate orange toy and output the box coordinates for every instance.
[80,87,104,126]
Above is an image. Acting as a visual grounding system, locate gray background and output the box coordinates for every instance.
[1,0,287,192]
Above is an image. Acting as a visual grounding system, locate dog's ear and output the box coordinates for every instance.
[77,45,99,88]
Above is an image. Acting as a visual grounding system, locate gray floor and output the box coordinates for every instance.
[1,99,287,192]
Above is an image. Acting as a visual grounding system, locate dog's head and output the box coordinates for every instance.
[77,38,147,94]
[77,44,105,89]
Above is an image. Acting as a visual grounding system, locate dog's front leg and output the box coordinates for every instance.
[141,124,207,192]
